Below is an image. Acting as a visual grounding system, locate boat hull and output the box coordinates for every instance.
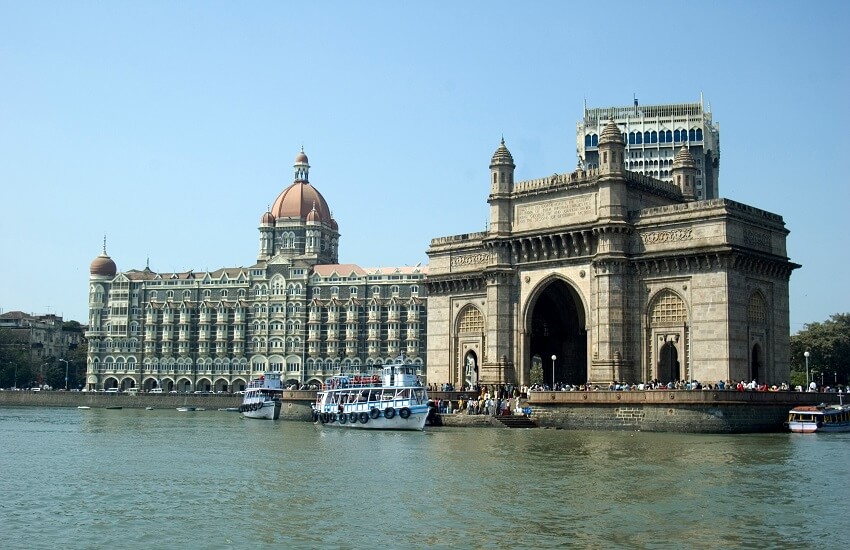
[314,405,429,431]
[241,400,281,420]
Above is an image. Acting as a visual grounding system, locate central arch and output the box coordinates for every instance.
[525,278,587,386]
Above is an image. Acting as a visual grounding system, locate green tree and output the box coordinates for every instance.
[530,362,543,385]
[790,313,850,387]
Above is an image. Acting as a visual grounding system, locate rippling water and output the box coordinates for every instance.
[1,407,848,549]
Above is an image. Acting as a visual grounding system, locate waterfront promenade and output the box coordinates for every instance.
[1,388,839,432]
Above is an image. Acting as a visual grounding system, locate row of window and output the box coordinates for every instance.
[585,128,704,147]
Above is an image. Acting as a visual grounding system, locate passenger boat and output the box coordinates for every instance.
[786,401,850,433]
[239,372,283,420]
[312,357,430,430]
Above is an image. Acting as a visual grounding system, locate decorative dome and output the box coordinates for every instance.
[673,146,696,169]
[306,203,320,223]
[599,119,623,145]
[490,137,515,167]
[90,252,117,277]
[270,150,333,225]
[329,216,338,231]
[260,210,275,225]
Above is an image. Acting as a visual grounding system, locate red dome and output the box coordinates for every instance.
[270,182,332,223]
[260,211,275,225]
[90,253,117,277]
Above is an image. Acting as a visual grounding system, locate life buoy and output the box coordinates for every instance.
[370,407,380,419]
[384,407,396,419]
[359,412,370,424]
[349,412,358,423]
[399,407,411,419]
[339,413,347,424]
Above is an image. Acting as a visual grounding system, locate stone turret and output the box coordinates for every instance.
[597,120,625,175]
[672,146,697,201]
[488,137,515,235]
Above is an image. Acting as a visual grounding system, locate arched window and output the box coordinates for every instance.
[695,128,703,141]
[629,132,636,145]
[665,130,672,142]
[650,290,687,324]
[689,129,696,142]
[747,293,768,325]
[636,132,643,144]
[650,131,658,143]
[644,131,651,144]
[674,129,681,142]
[659,131,666,143]
[591,134,598,146]
[585,134,592,147]
[457,306,484,333]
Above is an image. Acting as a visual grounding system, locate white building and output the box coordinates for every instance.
[577,97,720,199]
[85,151,426,393]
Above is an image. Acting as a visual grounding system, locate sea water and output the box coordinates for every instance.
[1,407,847,549]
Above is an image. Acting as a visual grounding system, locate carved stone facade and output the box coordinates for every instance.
[426,123,797,388]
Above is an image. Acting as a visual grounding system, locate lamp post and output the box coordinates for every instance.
[551,354,557,389]
[804,351,810,389]
[59,359,70,390]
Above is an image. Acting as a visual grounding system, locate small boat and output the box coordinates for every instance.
[239,372,283,420]
[145,406,154,410]
[176,406,196,412]
[105,406,122,410]
[786,400,850,433]
[312,356,431,431]
[77,406,91,410]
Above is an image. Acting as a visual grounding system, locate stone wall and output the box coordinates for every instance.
[527,390,839,433]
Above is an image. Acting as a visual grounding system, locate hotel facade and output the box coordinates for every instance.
[86,151,425,392]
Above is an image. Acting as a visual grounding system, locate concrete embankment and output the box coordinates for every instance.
[2,389,838,432]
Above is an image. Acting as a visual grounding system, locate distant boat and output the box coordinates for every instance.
[786,401,850,433]
[312,356,430,431]
[176,407,196,412]
[105,406,122,410]
[240,372,283,420]
[218,407,240,412]
[77,406,91,410]
[145,406,154,410]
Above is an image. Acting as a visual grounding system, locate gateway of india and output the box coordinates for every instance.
[86,99,798,391]
[426,100,797,389]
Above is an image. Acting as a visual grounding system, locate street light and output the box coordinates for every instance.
[804,351,810,389]
[59,359,70,390]
[551,354,557,389]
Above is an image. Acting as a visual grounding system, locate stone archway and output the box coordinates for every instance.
[751,343,762,383]
[658,341,680,383]
[464,350,479,388]
[526,279,587,386]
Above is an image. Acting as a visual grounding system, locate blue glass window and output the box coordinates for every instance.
[666,130,672,142]
[636,132,643,144]
[629,132,636,145]
[591,134,598,146]
[689,129,696,142]
[674,130,681,142]
[644,131,651,144]
[695,128,703,141]
[651,131,658,143]
[585,134,592,147]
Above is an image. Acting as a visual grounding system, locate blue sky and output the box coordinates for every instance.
[1,1,848,333]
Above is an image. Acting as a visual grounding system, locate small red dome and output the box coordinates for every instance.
[295,150,309,164]
[270,182,331,223]
[260,211,275,225]
[90,253,117,277]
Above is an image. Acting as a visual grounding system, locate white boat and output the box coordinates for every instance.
[176,406,196,412]
[239,372,283,420]
[786,400,850,433]
[312,357,431,431]
[77,406,91,410]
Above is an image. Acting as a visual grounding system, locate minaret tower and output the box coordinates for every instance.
[597,119,625,175]
[672,146,697,201]
[487,137,515,235]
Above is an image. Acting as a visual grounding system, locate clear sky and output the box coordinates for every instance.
[1,1,848,333]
